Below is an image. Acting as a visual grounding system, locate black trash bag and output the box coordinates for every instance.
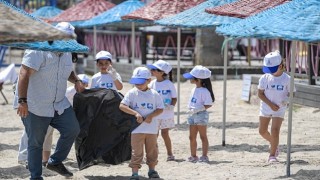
[73,88,139,170]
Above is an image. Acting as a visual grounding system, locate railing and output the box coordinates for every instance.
[4,0,55,11]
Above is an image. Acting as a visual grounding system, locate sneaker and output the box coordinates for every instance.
[167,155,175,161]
[130,174,140,180]
[46,163,73,177]
[268,156,279,163]
[42,161,48,167]
[187,156,199,163]
[198,156,209,163]
[148,170,160,178]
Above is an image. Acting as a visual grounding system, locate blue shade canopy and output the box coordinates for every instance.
[0,0,74,44]
[155,0,238,28]
[216,0,320,42]
[79,0,148,28]
[31,6,63,19]
[6,40,89,53]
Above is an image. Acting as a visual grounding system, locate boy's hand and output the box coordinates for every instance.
[107,65,118,81]
[144,116,152,123]
[135,113,144,123]
[269,103,280,111]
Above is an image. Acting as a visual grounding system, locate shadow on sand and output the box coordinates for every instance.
[175,121,259,131]
[276,169,320,180]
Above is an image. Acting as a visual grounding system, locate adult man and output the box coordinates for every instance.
[15,22,85,179]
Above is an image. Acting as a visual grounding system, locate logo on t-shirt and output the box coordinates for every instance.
[139,103,154,110]
[191,97,197,103]
[277,85,284,90]
[100,82,113,88]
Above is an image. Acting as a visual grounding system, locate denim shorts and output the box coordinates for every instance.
[187,111,209,125]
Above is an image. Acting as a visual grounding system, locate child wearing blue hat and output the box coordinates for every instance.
[183,65,215,163]
[119,67,164,180]
[258,50,295,163]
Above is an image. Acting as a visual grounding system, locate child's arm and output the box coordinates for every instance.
[144,108,163,123]
[119,103,144,123]
[258,89,279,111]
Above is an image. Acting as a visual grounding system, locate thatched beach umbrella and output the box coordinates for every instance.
[48,0,115,26]
[0,1,74,44]
[31,6,63,20]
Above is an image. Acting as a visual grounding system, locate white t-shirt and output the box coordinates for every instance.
[65,86,76,106]
[121,88,164,134]
[149,79,177,120]
[258,73,295,114]
[90,72,122,90]
[188,87,213,109]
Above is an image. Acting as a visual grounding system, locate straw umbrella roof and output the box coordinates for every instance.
[122,0,205,21]
[205,0,288,18]
[216,0,320,42]
[31,6,63,19]
[0,1,75,44]
[79,0,148,28]
[156,0,238,28]
[48,0,115,24]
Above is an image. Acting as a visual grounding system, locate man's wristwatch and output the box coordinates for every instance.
[18,97,27,104]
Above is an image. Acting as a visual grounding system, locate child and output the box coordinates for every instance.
[90,51,123,90]
[119,67,164,180]
[66,74,89,105]
[258,50,295,163]
[147,60,177,161]
[183,65,215,163]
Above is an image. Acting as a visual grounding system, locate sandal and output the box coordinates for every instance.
[148,170,160,178]
[167,155,175,161]
[187,156,198,163]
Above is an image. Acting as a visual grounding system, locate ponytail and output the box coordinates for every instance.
[201,78,215,102]
[163,70,173,81]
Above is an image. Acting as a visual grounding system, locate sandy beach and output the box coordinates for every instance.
[0,79,319,180]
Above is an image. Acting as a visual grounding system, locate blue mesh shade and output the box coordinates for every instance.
[7,40,89,53]
[31,6,63,19]
[216,0,320,42]
[79,0,148,28]
[156,0,239,28]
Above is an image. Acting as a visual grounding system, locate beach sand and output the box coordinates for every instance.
[0,79,319,180]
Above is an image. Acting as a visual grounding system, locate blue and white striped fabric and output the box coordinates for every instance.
[155,0,238,28]
[216,0,320,42]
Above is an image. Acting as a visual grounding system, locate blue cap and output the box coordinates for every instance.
[183,72,194,79]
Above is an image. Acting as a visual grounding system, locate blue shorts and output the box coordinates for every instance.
[187,111,209,126]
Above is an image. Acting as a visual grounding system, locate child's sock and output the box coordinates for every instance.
[132,172,139,176]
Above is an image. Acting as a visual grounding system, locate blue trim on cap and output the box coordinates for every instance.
[147,64,158,70]
[183,73,194,79]
[129,78,147,85]
[262,65,279,73]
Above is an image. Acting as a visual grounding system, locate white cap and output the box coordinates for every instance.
[147,60,172,74]
[55,22,75,35]
[77,74,89,84]
[95,51,112,61]
[262,50,282,73]
[129,67,151,85]
[183,65,211,79]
